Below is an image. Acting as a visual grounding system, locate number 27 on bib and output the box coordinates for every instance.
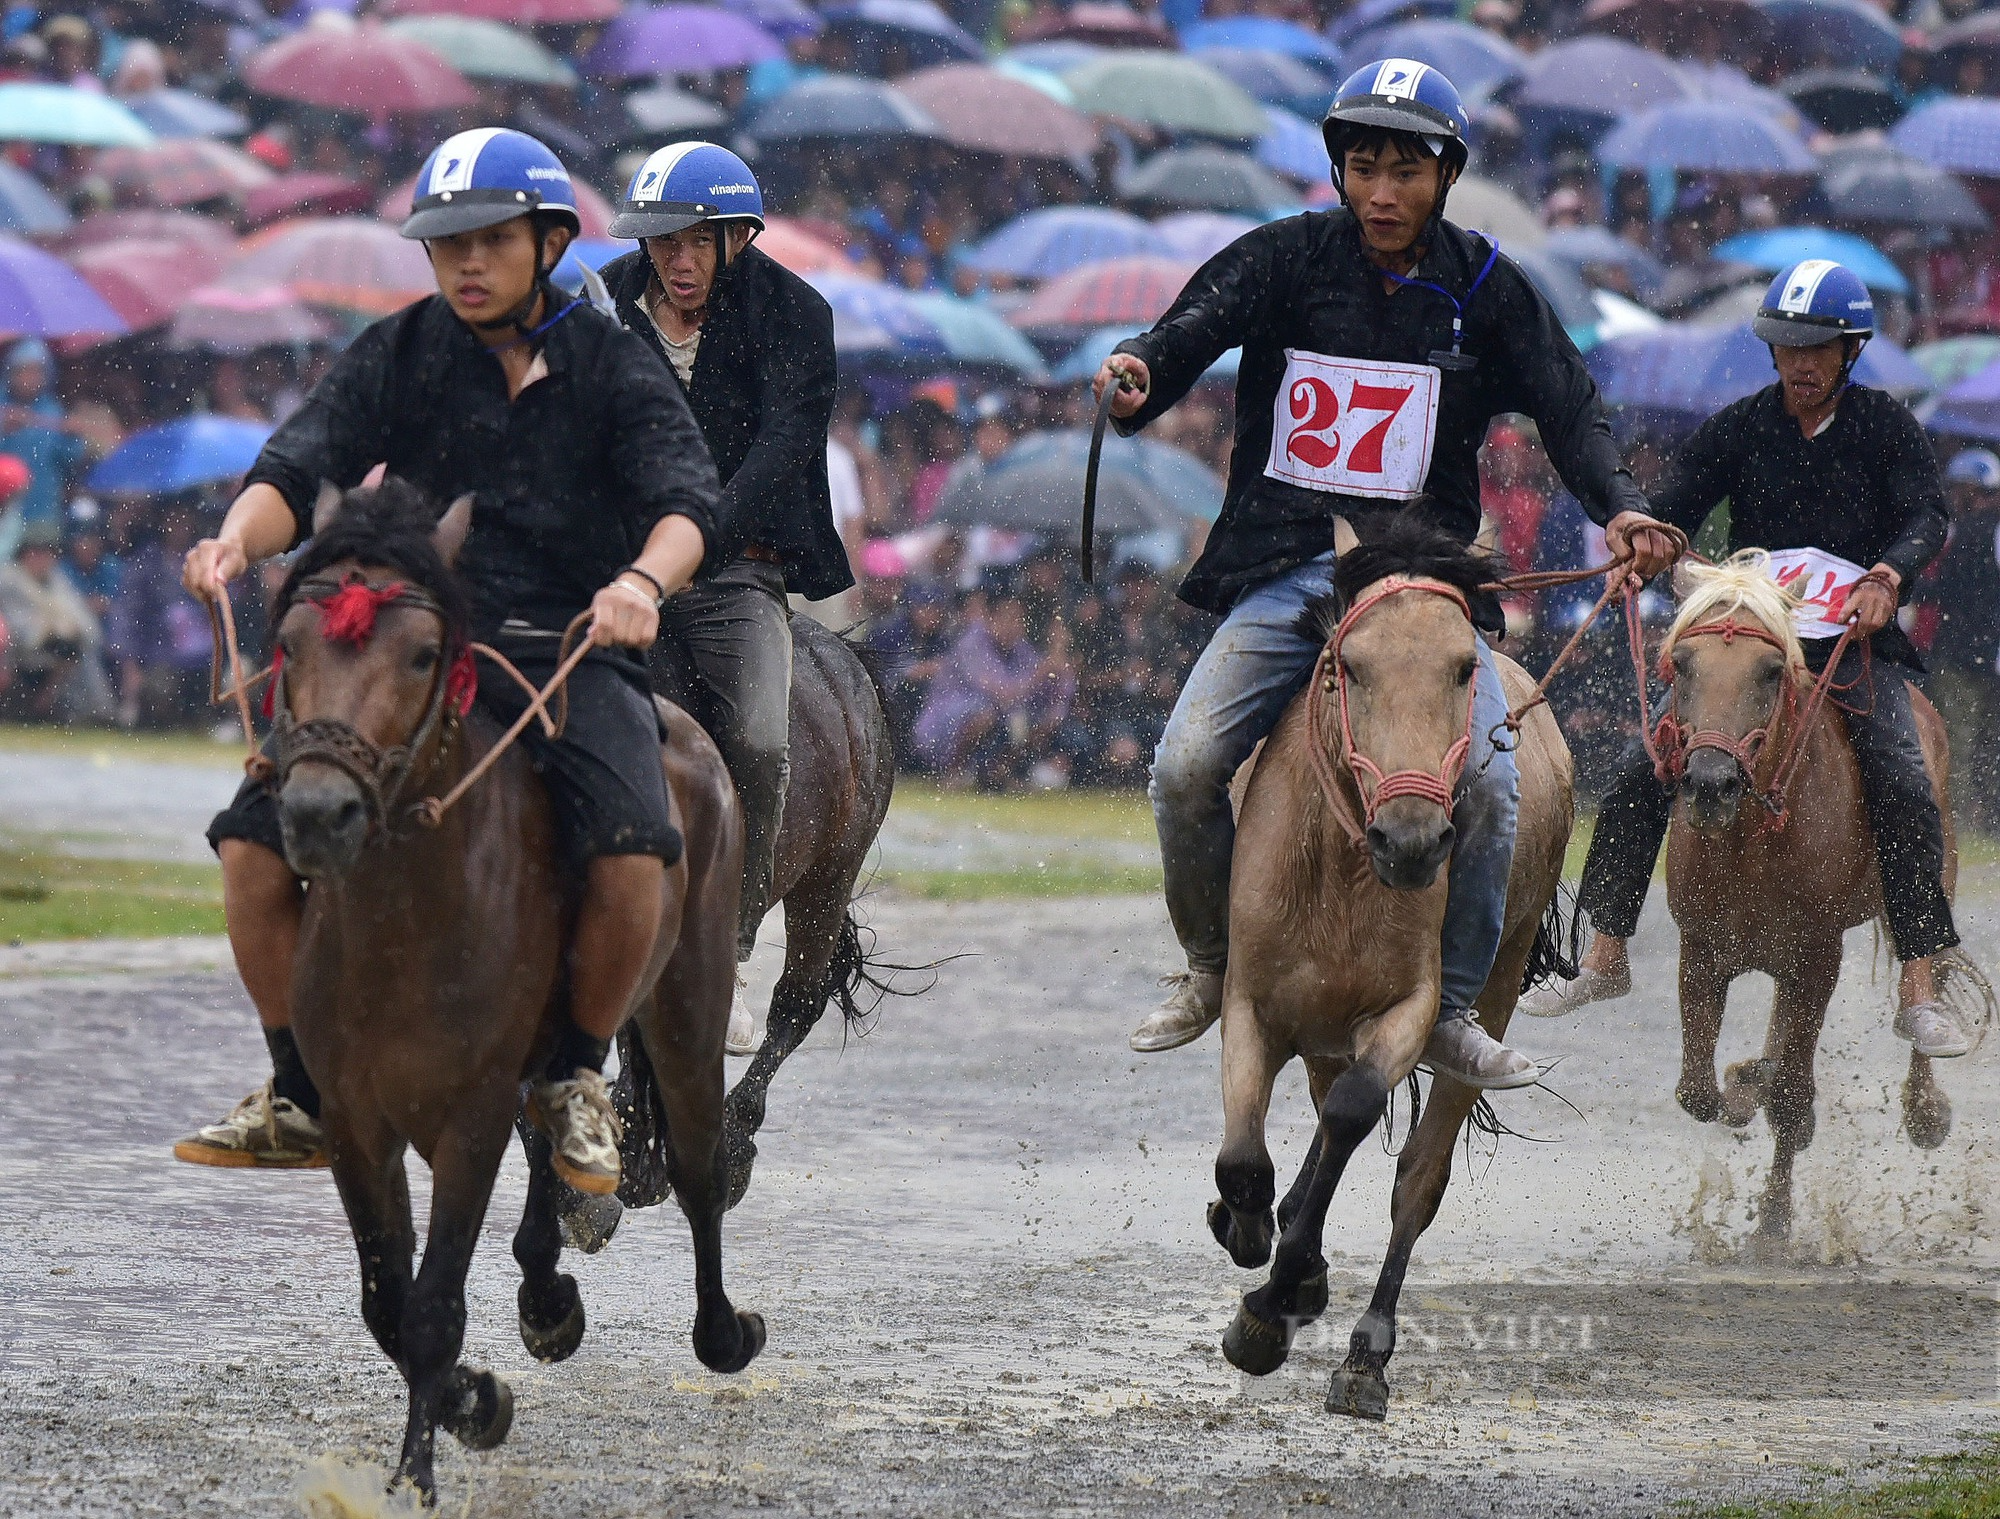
[1264,350,1441,502]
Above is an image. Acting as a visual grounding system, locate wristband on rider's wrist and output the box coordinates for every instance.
[615,564,667,608]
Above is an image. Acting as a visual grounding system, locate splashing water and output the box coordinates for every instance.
[291,1455,469,1519]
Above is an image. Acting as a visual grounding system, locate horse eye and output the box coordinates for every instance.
[411,646,441,674]
[1457,657,1476,685]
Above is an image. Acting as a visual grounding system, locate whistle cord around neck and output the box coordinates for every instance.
[1379,237,1500,365]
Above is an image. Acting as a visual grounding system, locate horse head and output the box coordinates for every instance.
[270,479,474,877]
[1658,551,1806,834]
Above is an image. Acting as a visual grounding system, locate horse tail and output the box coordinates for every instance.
[1521,881,1585,995]
[611,1026,674,1209]
[824,893,951,1038]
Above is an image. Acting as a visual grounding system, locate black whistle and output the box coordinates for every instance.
[1430,350,1479,372]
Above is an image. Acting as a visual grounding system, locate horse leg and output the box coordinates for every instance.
[1676,941,1731,1124]
[512,1120,587,1363]
[327,1127,415,1373]
[1274,1057,1346,1234]
[1208,988,1284,1272]
[1747,957,1836,1254]
[1904,1048,1953,1150]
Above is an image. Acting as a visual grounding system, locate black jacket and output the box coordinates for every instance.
[245,294,720,642]
[1651,383,1949,666]
[602,246,854,602]
[1114,209,1645,614]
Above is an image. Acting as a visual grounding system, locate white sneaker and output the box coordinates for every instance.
[527,1070,623,1196]
[1129,970,1224,1053]
[726,975,761,1057]
[1895,1001,1971,1059]
[173,1081,327,1168]
[1423,1016,1539,1090]
[1518,964,1632,1018]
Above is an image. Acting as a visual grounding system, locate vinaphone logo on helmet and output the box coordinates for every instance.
[428,127,509,195]
[1371,58,1431,99]
[1778,259,1839,313]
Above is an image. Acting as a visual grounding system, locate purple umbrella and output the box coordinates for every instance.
[582,4,783,80]
[722,0,821,38]
[1597,100,1815,173]
[1892,97,2000,179]
[0,236,126,338]
[1510,35,1688,121]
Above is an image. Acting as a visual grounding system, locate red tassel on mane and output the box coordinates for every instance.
[315,580,405,645]
[445,648,477,716]
[262,646,283,720]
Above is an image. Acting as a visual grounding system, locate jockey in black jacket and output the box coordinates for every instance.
[175,129,718,1192]
[1523,258,1970,1059]
[599,142,851,1055]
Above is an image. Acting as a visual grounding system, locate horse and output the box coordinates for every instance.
[1653,552,1975,1252]
[267,481,762,1502]
[1206,517,1575,1422]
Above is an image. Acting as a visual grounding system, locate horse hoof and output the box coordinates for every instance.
[519,1275,586,1364]
[1326,1365,1389,1422]
[1207,1198,1273,1269]
[1676,1079,1722,1124]
[1744,1224,1791,1264]
[559,1190,623,1255]
[1906,1087,1953,1151]
[698,1309,767,1375]
[1221,1300,1292,1377]
[1720,1059,1774,1128]
[440,1368,512,1451]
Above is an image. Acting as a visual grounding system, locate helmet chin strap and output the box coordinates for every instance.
[461,232,562,338]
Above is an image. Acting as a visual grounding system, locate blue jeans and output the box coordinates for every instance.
[1148,552,1519,1019]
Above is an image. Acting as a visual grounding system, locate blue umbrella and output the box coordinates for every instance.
[1756,0,1901,77]
[122,87,248,140]
[743,74,940,143]
[1327,0,1454,47]
[1892,98,2000,179]
[1712,227,1909,295]
[960,427,1223,527]
[0,85,152,147]
[1542,226,1668,303]
[907,293,1049,379]
[808,274,1048,377]
[1510,35,1689,122]
[0,237,123,338]
[1051,324,1239,385]
[1597,101,1814,172]
[1509,246,1604,344]
[1589,321,1927,426]
[723,0,822,39]
[1928,359,2000,442]
[1179,16,1341,67]
[960,207,1170,280]
[1677,61,1807,131]
[0,161,68,236]
[998,41,1104,76]
[88,415,273,495]
[823,0,984,72]
[1153,211,1260,261]
[1342,19,1525,96]
[551,238,638,292]
[1190,47,1336,118]
[1256,105,1329,182]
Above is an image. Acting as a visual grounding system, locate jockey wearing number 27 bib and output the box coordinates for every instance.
[1526,259,1970,1059]
[1094,59,1682,1086]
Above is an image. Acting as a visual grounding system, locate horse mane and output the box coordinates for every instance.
[1661,548,1807,677]
[273,477,471,647]
[1296,511,1507,643]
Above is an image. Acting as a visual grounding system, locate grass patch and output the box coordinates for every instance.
[0,845,223,943]
[0,722,243,769]
[889,781,1155,843]
[1686,1436,2000,1518]
[879,861,1163,900]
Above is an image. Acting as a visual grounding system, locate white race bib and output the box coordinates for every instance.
[1264,350,1441,502]
[1766,546,1869,639]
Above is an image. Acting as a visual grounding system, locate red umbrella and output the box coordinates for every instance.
[376,170,616,238]
[67,237,230,329]
[55,208,237,256]
[97,141,273,207]
[1008,255,1198,331]
[222,217,435,315]
[241,173,376,229]
[170,283,334,352]
[379,0,618,22]
[896,63,1100,160]
[244,21,478,114]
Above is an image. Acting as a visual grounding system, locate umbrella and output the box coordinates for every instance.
[1445,175,1544,248]
[1065,52,1273,142]
[624,84,730,136]
[1928,11,2000,82]
[384,16,578,86]
[0,85,152,147]
[724,0,822,39]
[1118,145,1295,213]
[1508,35,1689,122]
[1911,336,2000,390]
[1892,98,2000,180]
[1712,226,1909,294]
[66,238,230,330]
[1188,47,1336,119]
[243,173,376,228]
[823,0,984,71]
[99,140,273,207]
[57,209,236,257]
[376,171,616,238]
[896,63,1100,159]
[169,284,333,353]
[1018,4,1177,49]
[121,88,248,140]
[1328,0,1454,47]
[1050,323,1239,383]
[1817,144,1988,230]
[1758,0,1901,77]
[961,207,1169,280]
[1341,20,1526,96]
[1677,61,1807,132]
[1255,105,1328,183]
[550,238,635,290]
[753,218,849,274]
[582,5,783,79]
[1543,226,1668,302]
[0,161,69,236]
[1919,360,2000,441]
[1509,246,1603,340]
[223,218,434,315]
[1008,254,1199,332]
[245,22,477,113]
[381,0,618,20]
[0,238,125,338]
[1779,68,1903,134]
[999,41,1104,77]
[1578,0,1770,53]
[88,416,274,496]
[1152,211,1259,261]
[1596,100,1814,173]
[743,75,939,143]
[1594,288,1664,341]
[809,273,1049,377]
[934,427,1221,533]
[1588,321,1926,426]
[1178,17,1341,68]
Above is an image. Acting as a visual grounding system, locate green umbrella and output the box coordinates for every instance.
[1912,335,2000,391]
[383,16,578,87]
[1065,52,1270,143]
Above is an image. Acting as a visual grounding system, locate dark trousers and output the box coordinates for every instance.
[1579,642,1959,961]
[650,559,792,960]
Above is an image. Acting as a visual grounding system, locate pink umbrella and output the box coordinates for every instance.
[223,217,435,315]
[244,21,478,114]
[896,63,1100,160]
[55,208,237,256]
[97,140,273,206]
[1008,255,1198,331]
[242,173,376,229]
[170,283,333,352]
[376,171,616,238]
[380,0,618,22]
[67,237,230,329]
[755,217,850,274]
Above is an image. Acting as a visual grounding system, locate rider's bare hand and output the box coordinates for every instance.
[1092,355,1151,421]
[1845,563,1900,637]
[182,537,248,603]
[1604,510,1681,583]
[589,579,660,649]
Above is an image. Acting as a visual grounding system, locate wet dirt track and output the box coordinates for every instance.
[3,891,1998,1519]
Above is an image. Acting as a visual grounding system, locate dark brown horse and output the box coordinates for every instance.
[271,482,761,1503]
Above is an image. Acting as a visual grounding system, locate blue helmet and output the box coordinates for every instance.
[1752,259,1875,347]
[608,142,765,241]
[1322,58,1471,178]
[401,127,581,241]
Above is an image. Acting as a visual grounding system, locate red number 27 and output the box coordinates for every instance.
[1285,377,1414,475]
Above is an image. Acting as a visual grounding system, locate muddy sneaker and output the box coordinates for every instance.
[1130,970,1224,1053]
[527,1069,624,1196]
[1423,1016,1539,1090]
[173,1082,328,1168]
[1895,1001,1971,1059]
[726,974,761,1057]
[1518,964,1632,1018]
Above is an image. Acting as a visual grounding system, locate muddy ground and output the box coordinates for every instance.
[3,889,1998,1519]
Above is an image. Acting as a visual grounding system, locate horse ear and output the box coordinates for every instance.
[433,494,474,569]
[1670,560,1700,599]
[311,480,344,537]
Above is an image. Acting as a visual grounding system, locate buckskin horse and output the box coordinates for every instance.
[258,481,761,1503]
[1205,517,1575,1422]
[1652,552,1984,1253]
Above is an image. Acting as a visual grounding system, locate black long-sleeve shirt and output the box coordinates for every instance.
[1651,382,1949,666]
[245,294,720,641]
[1113,208,1645,613]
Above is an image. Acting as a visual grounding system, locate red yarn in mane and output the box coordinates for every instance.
[315,580,405,645]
